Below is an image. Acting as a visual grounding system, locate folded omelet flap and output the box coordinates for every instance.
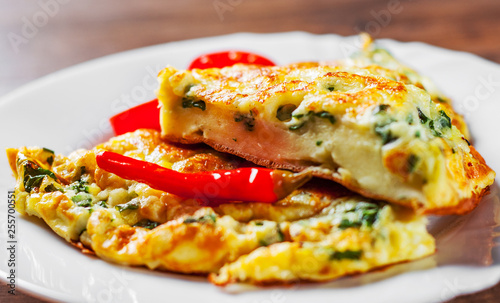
[157,52,495,214]
[7,129,435,285]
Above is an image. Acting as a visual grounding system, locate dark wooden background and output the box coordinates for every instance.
[1,0,499,302]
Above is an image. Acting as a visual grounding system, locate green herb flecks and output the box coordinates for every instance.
[374,119,398,145]
[373,104,390,115]
[259,225,284,246]
[184,214,217,224]
[358,203,380,227]
[115,200,140,212]
[330,250,362,260]
[234,112,255,131]
[429,121,442,137]
[71,179,89,194]
[43,184,62,193]
[199,214,217,223]
[288,110,335,132]
[436,110,452,129]
[42,147,55,154]
[234,113,245,122]
[339,219,362,229]
[182,97,206,111]
[314,111,336,124]
[72,194,92,208]
[427,111,452,138]
[97,201,108,208]
[407,154,419,173]
[276,104,297,122]
[183,84,195,94]
[372,104,397,144]
[436,96,448,103]
[259,239,270,246]
[339,202,381,230]
[277,225,284,242]
[417,108,429,124]
[406,113,414,125]
[22,161,58,192]
[133,219,160,230]
[289,121,306,131]
[43,147,55,166]
[79,228,87,236]
[316,140,323,146]
[417,107,452,138]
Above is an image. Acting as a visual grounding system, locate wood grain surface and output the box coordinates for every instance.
[1,0,499,302]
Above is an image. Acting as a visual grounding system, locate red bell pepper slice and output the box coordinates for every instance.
[104,52,292,203]
[109,99,161,136]
[96,151,311,204]
[188,50,275,70]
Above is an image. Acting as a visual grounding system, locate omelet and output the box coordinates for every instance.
[7,129,434,285]
[344,34,470,139]
[156,47,494,215]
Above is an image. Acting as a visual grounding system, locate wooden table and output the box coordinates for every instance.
[1,0,499,302]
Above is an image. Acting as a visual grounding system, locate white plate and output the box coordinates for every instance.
[1,32,499,303]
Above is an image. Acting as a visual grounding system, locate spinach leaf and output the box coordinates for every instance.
[374,121,398,145]
[407,154,419,173]
[115,201,140,212]
[133,219,160,229]
[71,179,89,193]
[234,112,255,131]
[373,104,390,115]
[182,97,206,111]
[417,108,429,124]
[314,111,336,124]
[330,250,362,260]
[339,202,381,229]
[184,214,217,224]
[71,194,92,207]
[23,161,58,192]
[276,104,297,122]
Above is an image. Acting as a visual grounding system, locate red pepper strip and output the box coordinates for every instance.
[188,51,275,70]
[96,151,312,204]
[109,99,160,136]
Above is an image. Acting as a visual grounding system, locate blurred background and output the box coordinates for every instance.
[1,0,499,97]
[1,0,499,302]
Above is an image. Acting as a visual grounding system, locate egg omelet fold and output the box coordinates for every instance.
[156,42,494,215]
[7,129,434,285]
